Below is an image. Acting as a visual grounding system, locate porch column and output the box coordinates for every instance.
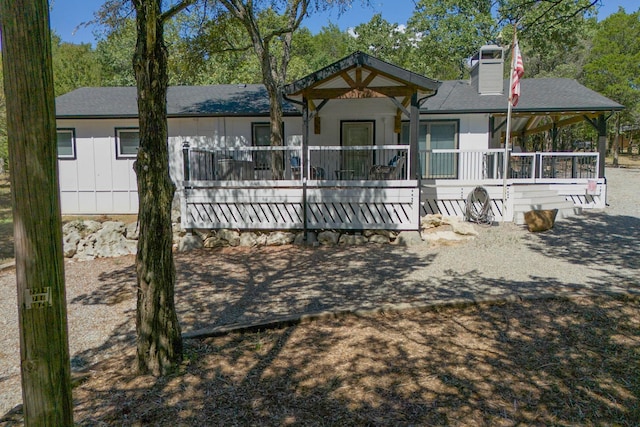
[302,96,309,179]
[596,114,607,178]
[409,92,419,180]
[302,96,309,241]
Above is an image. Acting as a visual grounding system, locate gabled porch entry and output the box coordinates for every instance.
[181,52,441,232]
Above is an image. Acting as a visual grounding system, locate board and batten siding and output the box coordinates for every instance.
[56,116,304,214]
[57,119,139,214]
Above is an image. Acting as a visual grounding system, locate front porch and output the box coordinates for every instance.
[180,143,604,231]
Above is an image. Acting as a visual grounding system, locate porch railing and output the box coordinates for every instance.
[182,142,411,183]
[420,149,599,183]
[307,145,410,181]
[182,142,302,182]
[182,143,599,185]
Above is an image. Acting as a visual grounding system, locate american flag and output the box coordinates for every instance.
[510,40,524,106]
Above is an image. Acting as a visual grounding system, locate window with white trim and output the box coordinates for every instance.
[56,129,76,159]
[400,120,459,178]
[116,128,140,159]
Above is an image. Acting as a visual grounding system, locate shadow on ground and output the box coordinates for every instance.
[56,241,640,425]
[524,211,640,285]
[67,294,639,425]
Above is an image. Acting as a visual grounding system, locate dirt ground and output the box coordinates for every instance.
[1,164,639,426]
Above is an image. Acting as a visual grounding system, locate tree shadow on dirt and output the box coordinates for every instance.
[523,211,640,286]
[48,224,640,426]
[68,283,640,425]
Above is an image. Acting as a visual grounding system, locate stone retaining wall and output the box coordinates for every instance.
[61,214,479,260]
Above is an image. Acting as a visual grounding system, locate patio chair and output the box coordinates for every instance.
[291,156,301,179]
[369,153,406,180]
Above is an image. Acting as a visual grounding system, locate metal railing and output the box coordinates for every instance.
[307,145,410,181]
[420,149,599,182]
[182,142,599,184]
[537,152,599,180]
[182,142,302,181]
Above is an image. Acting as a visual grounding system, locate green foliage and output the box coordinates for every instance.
[408,0,597,80]
[51,34,102,95]
[349,14,417,71]
[582,8,640,126]
[95,18,137,86]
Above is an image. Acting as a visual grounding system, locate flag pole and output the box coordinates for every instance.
[502,26,518,222]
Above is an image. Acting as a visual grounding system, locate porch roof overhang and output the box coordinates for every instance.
[283,51,441,104]
[423,78,623,137]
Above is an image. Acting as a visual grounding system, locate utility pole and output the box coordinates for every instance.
[0,0,74,424]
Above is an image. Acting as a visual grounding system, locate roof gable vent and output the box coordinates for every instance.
[470,45,504,95]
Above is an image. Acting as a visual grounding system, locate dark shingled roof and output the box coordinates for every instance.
[55,84,301,118]
[422,78,623,113]
[56,78,622,118]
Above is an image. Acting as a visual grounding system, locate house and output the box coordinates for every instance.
[55,49,623,231]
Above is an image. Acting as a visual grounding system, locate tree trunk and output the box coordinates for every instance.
[265,79,285,179]
[132,0,182,376]
[0,0,73,424]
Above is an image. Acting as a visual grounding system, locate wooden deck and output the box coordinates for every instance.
[180,145,604,231]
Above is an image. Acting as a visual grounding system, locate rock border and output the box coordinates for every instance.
[60,214,480,259]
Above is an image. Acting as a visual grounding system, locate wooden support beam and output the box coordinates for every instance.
[522,114,598,137]
[395,111,402,133]
[305,85,415,99]
[360,70,378,89]
[340,71,356,88]
[314,115,321,134]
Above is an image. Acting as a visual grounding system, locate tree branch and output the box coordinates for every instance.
[161,0,197,22]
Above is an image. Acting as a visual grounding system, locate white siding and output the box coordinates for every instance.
[57,119,138,214]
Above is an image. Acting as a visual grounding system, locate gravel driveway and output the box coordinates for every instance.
[1,167,639,416]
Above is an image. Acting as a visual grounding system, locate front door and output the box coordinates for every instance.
[341,121,374,179]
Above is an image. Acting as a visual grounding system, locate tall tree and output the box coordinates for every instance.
[95,18,138,86]
[216,0,357,177]
[582,8,640,166]
[131,0,194,376]
[0,0,74,423]
[215,0,309,177]
[52,34,103,95]
[408,0,598,80]
[349,14,416,71]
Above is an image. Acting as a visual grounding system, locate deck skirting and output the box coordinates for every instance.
[181,179,606,231]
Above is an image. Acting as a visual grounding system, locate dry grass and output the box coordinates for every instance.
[63,296,640,426]
[607,153,640,168]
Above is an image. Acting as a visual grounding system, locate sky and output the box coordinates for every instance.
[49,0,639,46]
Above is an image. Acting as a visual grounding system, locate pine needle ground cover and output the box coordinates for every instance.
[70,296,639,426]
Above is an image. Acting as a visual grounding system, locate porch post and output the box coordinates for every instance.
[182,141,190,182]
[302,96,309,180]
[410,92,421,231]
[409,93,419,180]
[302,96,309,240]
[597,114,607,178]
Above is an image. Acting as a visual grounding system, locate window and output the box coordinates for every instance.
[401,120,458,178]
[116,128,140,159]
[56,128,76,159]
[252,122,271,170]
